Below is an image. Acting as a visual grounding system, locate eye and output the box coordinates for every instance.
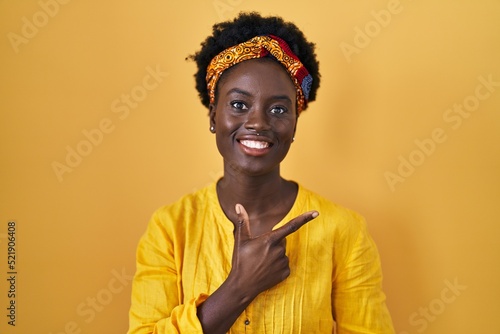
[230,101,248,110]
[270,106,287,115]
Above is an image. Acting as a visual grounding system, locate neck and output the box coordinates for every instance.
[216,165,292,222]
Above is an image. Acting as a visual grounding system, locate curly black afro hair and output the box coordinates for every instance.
[188,12,320,112]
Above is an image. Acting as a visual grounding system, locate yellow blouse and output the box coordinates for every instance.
[128,182,394,333]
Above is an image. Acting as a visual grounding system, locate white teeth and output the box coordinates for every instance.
[240,140,270,149]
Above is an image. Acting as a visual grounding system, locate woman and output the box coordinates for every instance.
[128,12,395,334]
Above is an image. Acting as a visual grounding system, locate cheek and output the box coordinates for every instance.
[216,112,241,135]
[214,110,241,149]
[273,118,296,138]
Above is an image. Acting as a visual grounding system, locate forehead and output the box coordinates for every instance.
[217,58,296,96]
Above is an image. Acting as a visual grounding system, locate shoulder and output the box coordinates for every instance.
[148,183,217,233]
[296,185,382,276]
[298,184,366,228]
[296,184,369,246]
[136,183,219,253]
[158,183,216,216]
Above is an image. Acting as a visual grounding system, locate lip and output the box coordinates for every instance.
[236,135,274,157]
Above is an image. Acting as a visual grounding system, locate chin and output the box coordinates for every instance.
[233,160,282,177]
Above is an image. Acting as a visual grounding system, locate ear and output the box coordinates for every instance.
[209,103,216,132]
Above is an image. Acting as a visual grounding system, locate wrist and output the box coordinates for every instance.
[224,271,257,305]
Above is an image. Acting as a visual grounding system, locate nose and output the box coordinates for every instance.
[244,108,270,132]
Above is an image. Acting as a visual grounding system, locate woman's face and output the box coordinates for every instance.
[209,58,297,176]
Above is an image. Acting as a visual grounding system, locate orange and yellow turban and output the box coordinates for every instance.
[206,35,313,113]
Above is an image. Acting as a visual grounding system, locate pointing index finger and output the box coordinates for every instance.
[270,211,319,243]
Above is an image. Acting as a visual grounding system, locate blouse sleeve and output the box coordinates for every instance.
[127,210,208,334]
[332,216,395,334]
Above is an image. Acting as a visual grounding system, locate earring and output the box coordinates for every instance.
[292,137,295,142]
[210,126,215,133]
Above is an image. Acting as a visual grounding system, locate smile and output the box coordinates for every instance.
[239,140,271,149]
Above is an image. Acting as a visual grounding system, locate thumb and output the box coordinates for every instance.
[234,204,252,245]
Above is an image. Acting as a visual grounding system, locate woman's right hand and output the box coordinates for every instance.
[229,203,319,299]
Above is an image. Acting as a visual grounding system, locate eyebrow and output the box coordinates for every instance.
[226,88,252,97]
[226,88,293,104]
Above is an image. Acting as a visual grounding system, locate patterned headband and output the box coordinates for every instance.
[206,35,313,113]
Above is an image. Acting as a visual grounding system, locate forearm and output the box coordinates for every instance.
[196,274,256,334]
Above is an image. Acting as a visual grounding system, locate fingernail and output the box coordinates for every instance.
[235,204,241,214]
[312,211,319,218]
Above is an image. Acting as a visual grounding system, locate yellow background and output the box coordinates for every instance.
[1,0,499,333]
